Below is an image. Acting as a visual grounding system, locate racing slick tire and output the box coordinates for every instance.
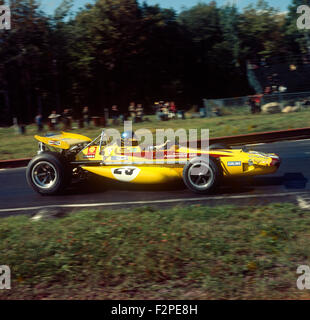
[26,152,71,195]
[183,157,221,194]
[209,143,230,150]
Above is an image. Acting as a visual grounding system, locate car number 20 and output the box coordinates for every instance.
[111,167,140,182]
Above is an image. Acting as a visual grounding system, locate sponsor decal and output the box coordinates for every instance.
[111,156,128,161]
[111,167,140,182]
[165,153,188,159]
[48,140,61,146]
[84,146,97,158]
[227,161,241,166]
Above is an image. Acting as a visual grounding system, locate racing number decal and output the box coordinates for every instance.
[114,168,135,175]
[111,167,140,182]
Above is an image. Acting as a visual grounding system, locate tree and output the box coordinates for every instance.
[178,2,250,99]
[138,3,184,103]
[0,0,51,123]
[65,0,143,110]
[2,0,304,125]
[285,0,310,59]
[238,0,287,61]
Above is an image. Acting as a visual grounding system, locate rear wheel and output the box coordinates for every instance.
[183,157,221,194]
[26,152,71,195]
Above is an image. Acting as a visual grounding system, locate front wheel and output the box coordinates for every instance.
[26,152,71,195]
[183,157,221,194]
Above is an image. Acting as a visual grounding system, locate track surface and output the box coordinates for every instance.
[1,140,310,215]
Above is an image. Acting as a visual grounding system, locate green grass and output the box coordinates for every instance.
[1,203,310,299]
[1,109,310,160]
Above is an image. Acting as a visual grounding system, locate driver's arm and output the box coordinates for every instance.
[148,140,170,151]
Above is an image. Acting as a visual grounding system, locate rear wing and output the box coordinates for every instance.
[34,132,92,150]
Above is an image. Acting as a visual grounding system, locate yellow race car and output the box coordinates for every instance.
[26,130,280,195]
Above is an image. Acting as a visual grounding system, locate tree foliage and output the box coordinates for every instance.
[0,0,307,124]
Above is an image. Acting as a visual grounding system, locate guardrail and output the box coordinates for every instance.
[0,158,31,169]
[208,127,310,146]
[180,127,310,147]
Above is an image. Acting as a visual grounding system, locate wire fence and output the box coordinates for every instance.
[203,91,310,116]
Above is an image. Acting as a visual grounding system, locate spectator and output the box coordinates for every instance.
[278,85,287,93]
[83,106,90,127]
[169,101,177,119]
[254,94,262,113]
[169,101,177,114]
[67,108,73,129]
[212,107,222,117]
[136,103,144,122]
[18,119,26,135]
[129,102,136,123]
[104,108,109,126]
[111,105,119,125]
[302,99,310,107]
[35,114,43,132]
[156,101,163,120]
[119,113,125,123]
[152,102,159,114]
[264,86,271,95]
[160,103,169,121]
[199,107,207,118]
[62,109,71,130]
[48,110,60,130]
[248,96,256,114]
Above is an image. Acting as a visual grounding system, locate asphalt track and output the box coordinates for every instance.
[1,139,310,216]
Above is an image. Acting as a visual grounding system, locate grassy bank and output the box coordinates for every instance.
[1,109,310,160]
[1,203,310,299]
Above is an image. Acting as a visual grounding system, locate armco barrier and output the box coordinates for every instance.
[0,158,31,169]
[1,127,310,169]
[208,127,310,146]
[186,127,310,148]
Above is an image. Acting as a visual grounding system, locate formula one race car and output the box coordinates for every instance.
[26,130,281,195]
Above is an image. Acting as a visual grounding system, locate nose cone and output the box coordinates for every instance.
[270,155,281,168]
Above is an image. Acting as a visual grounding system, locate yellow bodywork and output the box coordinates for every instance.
[35,132,280,184]
[77,142,279,183]
[35,132,91,150]
[83,165,183,184]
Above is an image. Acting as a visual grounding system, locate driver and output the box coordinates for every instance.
[119,131,139,147]
[119,130,171,151]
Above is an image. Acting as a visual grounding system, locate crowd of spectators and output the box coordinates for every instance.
[128,102,144,123]
[25,99,186,134]
[46,109,73,131]
[153,101,182,121]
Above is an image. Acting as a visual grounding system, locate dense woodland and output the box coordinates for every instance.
[0,0,309,124]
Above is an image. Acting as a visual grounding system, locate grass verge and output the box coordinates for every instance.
[0,203,310,299]
[1,109,310,160]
